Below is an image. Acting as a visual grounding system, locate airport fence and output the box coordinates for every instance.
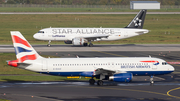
[0,4,180,9]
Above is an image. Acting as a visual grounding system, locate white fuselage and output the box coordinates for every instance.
[33,28,149,41]
[24,57,174,77]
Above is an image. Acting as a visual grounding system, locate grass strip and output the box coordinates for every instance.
[0,14,180,44]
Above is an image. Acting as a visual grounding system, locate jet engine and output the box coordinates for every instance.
[64,40,72,44]
[72,38,88,46]
[109,73,133,82]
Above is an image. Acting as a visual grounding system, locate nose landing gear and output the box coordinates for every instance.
[47,40,51,47]
[150,76,154,85]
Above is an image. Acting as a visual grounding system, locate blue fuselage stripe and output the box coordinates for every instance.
[40,71,173,77]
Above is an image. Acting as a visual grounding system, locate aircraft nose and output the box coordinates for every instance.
[33,33,39,39]
[169,65,175,71]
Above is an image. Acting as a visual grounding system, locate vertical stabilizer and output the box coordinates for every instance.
[10,31,42,64]
[125,9,147,29]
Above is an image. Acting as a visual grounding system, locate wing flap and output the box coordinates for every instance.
[83,34,109,41]
[94,67,127,76]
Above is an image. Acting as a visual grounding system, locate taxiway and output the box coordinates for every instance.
[0,45,180,101]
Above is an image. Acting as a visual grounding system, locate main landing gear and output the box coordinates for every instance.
[47,40,51,47]
[83,43,88,46]
[89,78,95,85]
[89,43,93,47]
[89,79,103,86]
[97,80,103,86]
[83,43,93,47]
[89,75,104,86]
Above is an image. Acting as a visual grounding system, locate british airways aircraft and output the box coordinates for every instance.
[8,31,174,85]
[33,10,149,47]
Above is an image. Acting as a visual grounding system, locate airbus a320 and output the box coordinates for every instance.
[33,10,149,47]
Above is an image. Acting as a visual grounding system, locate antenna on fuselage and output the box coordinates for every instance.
[149,55,151,58]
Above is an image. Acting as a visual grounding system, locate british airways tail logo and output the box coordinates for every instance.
[140,61,159,65]
[12,35,31,48]
[14,47,32,55]
[12,35,37,62]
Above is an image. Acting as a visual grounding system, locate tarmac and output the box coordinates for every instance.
[0,44,180,101]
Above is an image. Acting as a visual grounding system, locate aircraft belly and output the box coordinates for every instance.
[128,71,173,76]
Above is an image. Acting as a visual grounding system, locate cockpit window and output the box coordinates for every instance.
[38,31,44,33]
[162,62,168,65]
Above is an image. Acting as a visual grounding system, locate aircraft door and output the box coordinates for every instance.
[42,60,48,71]
[152,65,157,69]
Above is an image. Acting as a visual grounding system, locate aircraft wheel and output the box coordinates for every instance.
[150,76,154,84]
[89,43,93,47]
[97,80,103,86]
[47,44,51,47]
[150,80,154,84]
[83,43,88,46]
[89,79,95,85]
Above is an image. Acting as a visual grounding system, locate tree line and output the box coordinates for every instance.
[1,0,180,5]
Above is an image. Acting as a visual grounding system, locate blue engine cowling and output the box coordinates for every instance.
[109,73,133,82]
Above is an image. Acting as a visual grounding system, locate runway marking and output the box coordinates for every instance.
[82,86,180,99]
[92,50,126,57]
[167,87,180,99]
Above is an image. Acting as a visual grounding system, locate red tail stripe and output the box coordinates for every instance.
[19,54,37,62]
[12,35,31,48]
[140,61,158,63]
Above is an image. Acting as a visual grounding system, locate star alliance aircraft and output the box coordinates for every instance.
[8,31,174,85]
[33,9,149,47]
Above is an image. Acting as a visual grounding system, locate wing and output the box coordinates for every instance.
[94,67,127,76]
[95,68,115,75]
[83,34,109,41]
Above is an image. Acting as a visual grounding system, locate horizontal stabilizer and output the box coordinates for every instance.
[17,63,31,69]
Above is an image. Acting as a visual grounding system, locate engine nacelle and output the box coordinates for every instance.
[64,40,72,44]
[109,73,133,82]
[72,38,87,46]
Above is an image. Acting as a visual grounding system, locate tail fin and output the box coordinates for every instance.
[8,31,42,67]
[125,9,147,29]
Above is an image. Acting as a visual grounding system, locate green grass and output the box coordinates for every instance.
[0,7,179,12]
[0,14,180,44]
[0,99,10,101]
